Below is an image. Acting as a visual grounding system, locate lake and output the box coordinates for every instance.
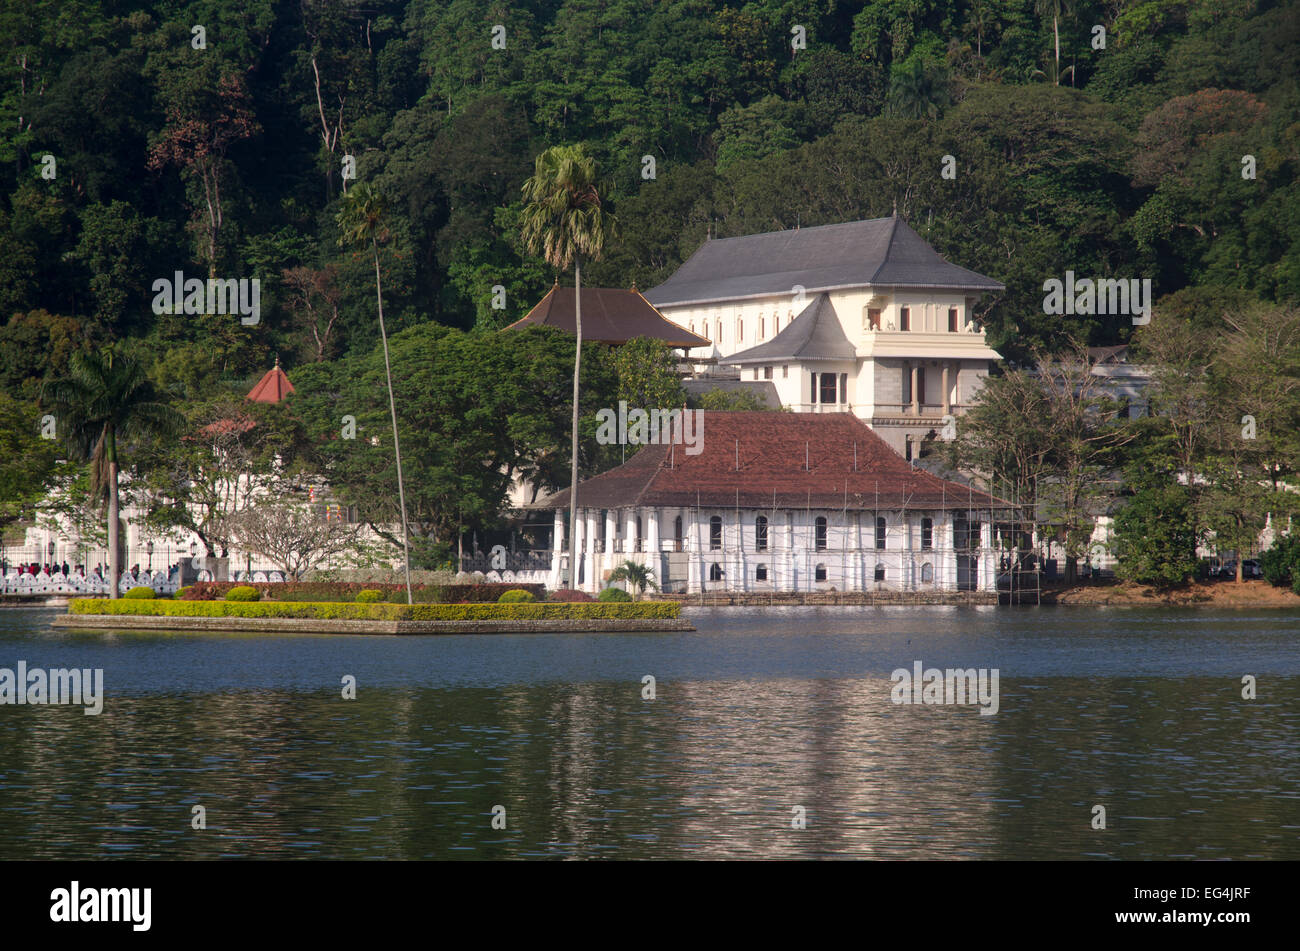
[1,605,1296,859]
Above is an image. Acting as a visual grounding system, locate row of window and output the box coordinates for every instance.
[710,515,934,552]
[689,305,966,346]
[709,563,934,583]
[868,307,963,333]
[582,515,952,552]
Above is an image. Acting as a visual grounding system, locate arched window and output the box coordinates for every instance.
[921,517,933,550]
[709,516,722,551]
[875,517,887,549]
[709,563,723,581]
[755,515,768,552]
[815,563,827,581]
[921,562,934,584]
[815,516,828,551]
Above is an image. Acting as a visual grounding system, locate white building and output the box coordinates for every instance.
[532,411,1015,595]
[644,215,1005,458]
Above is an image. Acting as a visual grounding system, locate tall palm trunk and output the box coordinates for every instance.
[373,240,413,605]
[106,429,120,600]
[568,259,582,588]
[1053,15,1060,84]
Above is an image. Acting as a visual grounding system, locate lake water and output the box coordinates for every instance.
[1,605,1296,859]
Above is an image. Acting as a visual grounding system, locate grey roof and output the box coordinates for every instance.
[645,216,1004,307]
[682,378,783,408]
[723,293,856,364]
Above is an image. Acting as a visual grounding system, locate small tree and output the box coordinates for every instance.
[609,560,657,600]
[228,501,358,580]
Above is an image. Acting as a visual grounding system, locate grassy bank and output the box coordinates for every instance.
[69,599,680,620]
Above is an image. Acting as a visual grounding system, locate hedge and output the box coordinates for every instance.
[181,581,546,603]
[69,599,680,621]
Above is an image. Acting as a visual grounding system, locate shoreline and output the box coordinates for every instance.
[52,614,695,635]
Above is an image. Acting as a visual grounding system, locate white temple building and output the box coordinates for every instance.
[644,215,1005,458]
[532,412,1015,595]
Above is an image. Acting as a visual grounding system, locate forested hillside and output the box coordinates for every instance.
[2,0,1296,387]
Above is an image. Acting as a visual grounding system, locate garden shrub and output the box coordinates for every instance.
[548,589,594,603]
[497,589,536,603]
[597,587,633,602]
[180,580,544,603]
[124,586,156,599]
[225,585,261,602]
[355,589,383,603]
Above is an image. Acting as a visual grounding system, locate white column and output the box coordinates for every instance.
[552,509,565,585]
[585,509,599,591]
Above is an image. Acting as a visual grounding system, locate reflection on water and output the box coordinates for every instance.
[0,606,1297,859]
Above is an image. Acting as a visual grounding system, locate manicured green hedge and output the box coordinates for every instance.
[71,599,411,620]
[124,586,156,599]
[224,585,261,602]
[69,599,680,621]
[406,603,679,620]
[181,581,546,603]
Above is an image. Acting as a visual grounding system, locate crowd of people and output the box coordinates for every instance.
[0,560,181,581]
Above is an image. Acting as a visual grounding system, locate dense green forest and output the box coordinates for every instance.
[2,0,1298,569]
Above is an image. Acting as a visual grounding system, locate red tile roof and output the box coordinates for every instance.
[532,412,1011,512]
[246,363,295,403]
[504,285,710,349]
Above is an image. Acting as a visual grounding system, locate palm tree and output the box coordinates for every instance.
[1034,0,1077,86]
[966,0,997,60]
[519,144,613,590]
[42,346,183,598]
[337,181,413,605]
[885,59,952,120]
[609,559,657,600]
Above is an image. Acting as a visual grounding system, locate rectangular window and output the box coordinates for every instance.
[875,517,887,550]
[948,307,959,332]
[839,373,847,404]
[819,373,837,404]
[783,365,788,378]
[868,308,882,330]
[764,366,773,380]
[810,373,818,403]
[921,517,933,550]
[900,307,910,331]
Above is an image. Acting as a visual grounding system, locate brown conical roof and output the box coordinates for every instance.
[246,357,295,403]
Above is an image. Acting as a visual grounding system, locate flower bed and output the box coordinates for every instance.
[180,581,546,603]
